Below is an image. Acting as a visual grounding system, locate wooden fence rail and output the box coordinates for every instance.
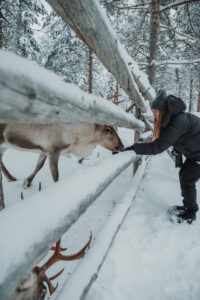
[0,51,145,131]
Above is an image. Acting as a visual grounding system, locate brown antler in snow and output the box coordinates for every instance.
[35,232,92,295]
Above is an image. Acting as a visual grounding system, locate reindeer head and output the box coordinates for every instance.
[94,124,124,152]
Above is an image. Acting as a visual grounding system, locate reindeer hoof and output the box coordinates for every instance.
[23,179,31,189]
[8,176,17,182]
[78,158,84,164]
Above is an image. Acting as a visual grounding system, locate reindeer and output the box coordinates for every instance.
[12,233,93,299]
[0,123,124,187]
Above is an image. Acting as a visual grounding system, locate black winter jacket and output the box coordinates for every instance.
[132,95,200,160]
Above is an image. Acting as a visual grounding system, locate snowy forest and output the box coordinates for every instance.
[0,0,200,300]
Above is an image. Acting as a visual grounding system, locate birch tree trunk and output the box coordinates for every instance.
[148,0,161,88]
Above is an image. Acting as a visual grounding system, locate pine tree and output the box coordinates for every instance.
[1,0,46,62]
[40,11,88,91]
[40,9,118,97]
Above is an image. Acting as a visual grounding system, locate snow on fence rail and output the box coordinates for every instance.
[46,0,154,112]
[0,51,144,131]
[0,152,140,300]
[140,130,152,142]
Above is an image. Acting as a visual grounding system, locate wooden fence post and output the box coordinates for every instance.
[88,48,93,94]
[197,80,200,112]
[0,169,5,210]
[114,82,119,104]
[133,107,141,175]
[189,72,193,112]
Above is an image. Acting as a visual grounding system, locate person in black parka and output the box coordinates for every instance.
[121,89,200,224]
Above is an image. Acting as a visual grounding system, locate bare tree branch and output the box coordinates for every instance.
[136,11,149,36]
[163,11,171,27]
[155,59,200,66]
[177,38,200,54]
[126,102,135,113]
[137,49,149,58]
[186,3,200,38]
[158,45,169,57]
[160,0,200,13]
[139,59,200,69]
[160,24,196,41]
[101,0,151,11]
[158,37,175,46]
[0,10,8,22]
[139,66,148,70]
[134,44,142,60]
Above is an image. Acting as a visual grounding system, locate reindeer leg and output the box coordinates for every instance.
[49,151,59,182]
[0,133,17,182]
[0,151,17,182]
[23,154,47,189]
[78,158,84,164]
[0,161,17,181]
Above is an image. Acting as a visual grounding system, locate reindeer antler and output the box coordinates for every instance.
[35,232,92,295]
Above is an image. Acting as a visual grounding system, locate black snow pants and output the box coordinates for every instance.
[179,158,200,208]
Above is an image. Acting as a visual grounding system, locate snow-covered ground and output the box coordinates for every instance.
[86,152,200,300]
[2,127,134,208]
[2,127,200,300]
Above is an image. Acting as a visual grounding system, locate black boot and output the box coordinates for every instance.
[168,205,187,216]
[176,204,199,224]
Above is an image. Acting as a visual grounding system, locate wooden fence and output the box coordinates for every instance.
[0,1,154,299]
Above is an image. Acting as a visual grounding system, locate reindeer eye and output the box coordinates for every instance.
[104,127,112,134]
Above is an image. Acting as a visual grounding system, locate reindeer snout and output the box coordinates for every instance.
[115,141,124,152]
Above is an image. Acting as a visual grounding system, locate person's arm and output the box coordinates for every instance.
[121,137,170,155]
[122,114,187,155]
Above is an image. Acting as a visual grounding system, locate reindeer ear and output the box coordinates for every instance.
[95,124,103,130]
